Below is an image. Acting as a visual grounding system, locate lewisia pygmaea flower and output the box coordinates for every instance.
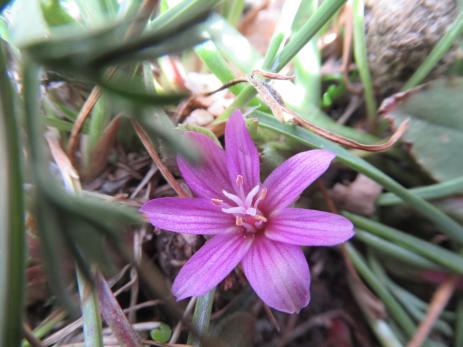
[140,111,354,313]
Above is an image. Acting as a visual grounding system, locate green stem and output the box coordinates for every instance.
[346,244,417,338]
[255,112,463,244]
[216,0,346,121]
[294,0,320,110]
[455,297,463,347]
[346,212,463,274]
[273,0,346,72]
[187,289,215,347]
[355,230,441,270]
[352,0,377,130]
[403,9,463,90]
[226,0,245,26]
[378,176,463,206]
[76,267,104,347]
[0,41,26,347]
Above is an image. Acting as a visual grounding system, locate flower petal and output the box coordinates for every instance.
[172,233,253,300]
[241,237,310,314]
[140,197,235,234]
[262,149,336,213]
[177,132,233,199]
[225,111,260,194]
[265,208,354,246]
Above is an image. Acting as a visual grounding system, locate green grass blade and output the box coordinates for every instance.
[0,41,26,347]
[403,8,463,90]
[346,244,417,339]
[352,0,377,129]
[76,268,104,347]
[255,112,463,244]
[355,230,441,270]
[346,212,463,274]
[378,177,463,206]
[187,289,215,347]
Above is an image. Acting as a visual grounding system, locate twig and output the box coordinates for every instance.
[130,164,158,198]
[23,324,47,347]
[204,69,408,152]
[262,302,281,332]
[169,297,197,344]
[132,120,188,197]
[406,275,459,347]
[67,0,159,164]
[67,87,102,163]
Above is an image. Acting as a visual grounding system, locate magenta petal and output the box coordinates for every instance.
[242,237,310,314]
[177,132,233,199]
[225,111,260,193]
[262,150,336,213]
[172,233,253,300]
[265,208,354,246]
[140,197,235,234]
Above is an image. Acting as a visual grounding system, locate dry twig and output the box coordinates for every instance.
[407,275,459,347]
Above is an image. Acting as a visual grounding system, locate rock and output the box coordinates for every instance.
[366,0,457,94]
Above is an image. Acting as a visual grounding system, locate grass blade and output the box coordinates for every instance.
[0,41,26,347]
[255,111,463,244]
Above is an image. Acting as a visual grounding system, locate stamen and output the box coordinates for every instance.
[236,216,244,226]
[222,190,243,206]
[254,215,267,222]
[235,175,245,198]
[245,185,260,207]
[236,175,244,186]
[211,198,224,205]
[244,207,257,216]
[222,206,246,214]
[254,187,268,209]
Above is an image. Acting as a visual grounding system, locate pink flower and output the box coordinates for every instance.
[140,111,354,313]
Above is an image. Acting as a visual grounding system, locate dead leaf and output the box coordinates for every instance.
[330,175,382,216]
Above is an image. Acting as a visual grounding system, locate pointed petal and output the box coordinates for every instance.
[140,197,235,234]
[172,233,253,299]
[265,208,354,246]
[262,150,335,213]
[177,132,233,199]
[225,111,260,193]
[242,237,310,314]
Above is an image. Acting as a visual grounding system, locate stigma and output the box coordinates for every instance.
[212,175,268,233]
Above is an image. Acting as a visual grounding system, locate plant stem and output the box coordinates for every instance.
[355,230,441,270]
[378,177,463,206]
[0,41,26,347]
[187,289,215,347]
[346,212,463,274]
[255,112,463,244]
[455,297,463,347]
[403,9,463,90]
[76,268,104,347]
[216,0,346,122]
[346,244,417,338]
[352,0,377,130]
[226,0,245,26]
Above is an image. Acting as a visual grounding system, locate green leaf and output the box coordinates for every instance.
[211,312,255,347]
[40,0,75,27]
[9,0,50,46]
[150,323,172,343]
[380,78,463,181]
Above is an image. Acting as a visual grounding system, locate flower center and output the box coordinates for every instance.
[212,175,267,233]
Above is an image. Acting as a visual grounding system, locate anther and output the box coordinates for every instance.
[211,198,224,205]
[236,175,244,186]
[236,216,244,226]
[259,188,268,200]
[254,215,267,222]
